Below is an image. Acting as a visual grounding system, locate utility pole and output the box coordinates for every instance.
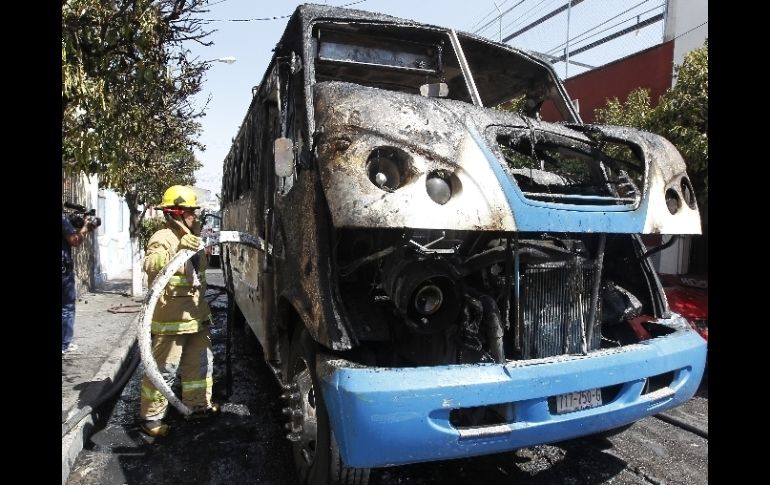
[565,0,573,78]
[494,2,502,42]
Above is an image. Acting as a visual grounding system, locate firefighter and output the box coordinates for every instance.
[139,185,219,437]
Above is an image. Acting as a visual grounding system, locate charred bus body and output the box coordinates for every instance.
[221,4,706,484]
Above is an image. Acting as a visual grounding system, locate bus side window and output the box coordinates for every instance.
[280,54,301,195]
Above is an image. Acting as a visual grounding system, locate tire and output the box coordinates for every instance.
[287,327,370,485]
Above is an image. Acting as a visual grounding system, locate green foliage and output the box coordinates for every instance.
[496,94,527,113]
[651,40,708,210]
[595,88,655,132]
[595,39,708,211]
[138,216,168,249]
[62,0,213,235]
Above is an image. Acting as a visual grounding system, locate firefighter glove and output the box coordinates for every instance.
[180,234,202,251]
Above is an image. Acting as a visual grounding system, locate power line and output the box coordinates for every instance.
[545,0,659,56]
[536,51,595,69]
[468,0,514,32]
[499,0,556,39]
[560,7,664,58]
[472,1,525,35]
[551,12,664,63]
[546,5,665,58]
[584,12,663,62]
[202,0,368,23]
[503,0,585,43]
[671,20,708,42]
[500,0,577,42]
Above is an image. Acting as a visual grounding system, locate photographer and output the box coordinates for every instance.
[62,206,97,354]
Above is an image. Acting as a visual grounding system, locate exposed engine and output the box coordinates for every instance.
[335,228,660,368]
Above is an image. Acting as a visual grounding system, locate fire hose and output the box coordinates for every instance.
[62,349,140,437]
[137,231,269,416]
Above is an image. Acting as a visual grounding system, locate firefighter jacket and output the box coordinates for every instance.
[143,218,211,335]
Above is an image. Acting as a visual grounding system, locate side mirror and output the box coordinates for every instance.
[420,82,449,98]
[274,137,294,177]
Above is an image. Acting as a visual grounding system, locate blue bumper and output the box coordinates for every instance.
[318,327,706,468]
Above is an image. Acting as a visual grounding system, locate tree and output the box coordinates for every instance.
[62,0,212,233]
[593,88,654,133]
[595,39,708,211]
[595,39,708,275]
[651,40,708,211]
[62,0,214,294]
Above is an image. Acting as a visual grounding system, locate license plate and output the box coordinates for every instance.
[555,389,603,414]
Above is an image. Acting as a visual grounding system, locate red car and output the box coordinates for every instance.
[659,274,708,342]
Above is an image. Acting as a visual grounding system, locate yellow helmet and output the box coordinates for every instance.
[159,185,199,209]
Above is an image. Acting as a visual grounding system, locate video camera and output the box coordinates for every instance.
[64,201,102,231]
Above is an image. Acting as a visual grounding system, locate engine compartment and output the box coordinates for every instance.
[334,228,674,368]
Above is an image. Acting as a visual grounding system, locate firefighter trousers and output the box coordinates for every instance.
[140,326,213,421]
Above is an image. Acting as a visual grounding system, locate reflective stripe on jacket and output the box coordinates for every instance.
[143,219,211,335]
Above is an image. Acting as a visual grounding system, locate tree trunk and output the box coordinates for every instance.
[126,193,147,297]
[131,237,144,297]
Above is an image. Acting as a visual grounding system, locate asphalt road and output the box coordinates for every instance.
[66,270,708,485]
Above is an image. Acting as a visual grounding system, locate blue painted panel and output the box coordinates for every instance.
[468,126,651,233]
[320,328,706,468]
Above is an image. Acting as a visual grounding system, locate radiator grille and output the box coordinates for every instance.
[519,260,601,358]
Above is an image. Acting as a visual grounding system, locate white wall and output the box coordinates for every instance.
[651,0,707,276]
[94,187,132,285]
[664,0,708,70]
[651,235,691,275]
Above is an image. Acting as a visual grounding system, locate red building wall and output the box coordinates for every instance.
[541,40,674,123]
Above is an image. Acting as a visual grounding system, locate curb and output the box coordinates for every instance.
[61,313,139,485]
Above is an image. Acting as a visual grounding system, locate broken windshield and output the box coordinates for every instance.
[311,22,576,121]
[493,127,645,207]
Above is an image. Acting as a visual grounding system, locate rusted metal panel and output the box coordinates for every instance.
[273,167,355,351]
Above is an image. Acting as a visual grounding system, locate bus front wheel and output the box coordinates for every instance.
[286,327,370,485]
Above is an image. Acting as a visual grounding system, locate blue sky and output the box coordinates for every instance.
[188,0,666,195]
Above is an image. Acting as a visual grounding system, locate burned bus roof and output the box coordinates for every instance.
[230,3,573,153]
[289,3,437,35]
[283,3,556,73]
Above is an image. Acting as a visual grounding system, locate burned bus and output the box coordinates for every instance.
[220,4,706,485]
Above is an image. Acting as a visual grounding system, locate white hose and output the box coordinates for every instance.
[137,230,269,416]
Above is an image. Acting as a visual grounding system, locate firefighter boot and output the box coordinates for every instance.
[140,419,170,437]
[185,402,221,421]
